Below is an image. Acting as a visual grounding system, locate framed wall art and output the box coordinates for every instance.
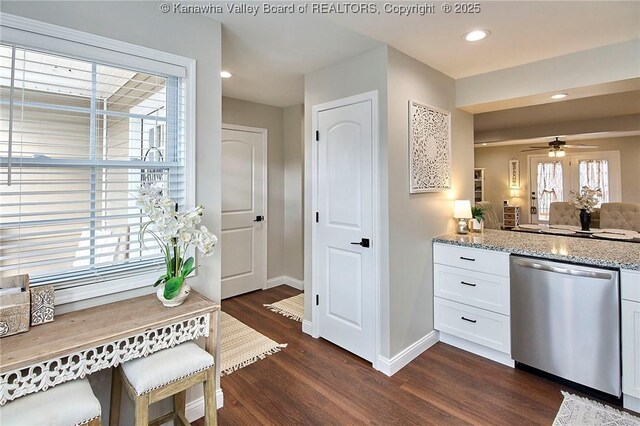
[408,99,452,193]
[509,159,520,188]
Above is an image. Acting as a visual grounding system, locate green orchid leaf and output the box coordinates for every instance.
[163,276,184,299]
[181,257,195,277]
[153,275,166,287]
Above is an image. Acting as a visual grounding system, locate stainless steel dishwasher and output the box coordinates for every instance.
[510,256,620,397]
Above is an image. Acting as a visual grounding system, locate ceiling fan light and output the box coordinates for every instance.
[556,149,566,158]
[548,150,556,158]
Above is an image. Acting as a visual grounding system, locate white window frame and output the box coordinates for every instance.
[0,13,196,305]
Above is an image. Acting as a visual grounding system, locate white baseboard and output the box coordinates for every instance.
[439,332,514,368]
[185,389,224,422]
[265,275,304,291]
[624,394,640,414]
[302,319,314,337]
[376,330,439,376]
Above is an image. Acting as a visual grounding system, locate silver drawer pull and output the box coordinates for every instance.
[461,316,477,323]
[460,256,475,262]
[460,281,477,287]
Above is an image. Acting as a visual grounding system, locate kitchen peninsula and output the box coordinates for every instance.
[432,229,640,413]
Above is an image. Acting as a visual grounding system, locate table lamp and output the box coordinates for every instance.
[453,200,472,234]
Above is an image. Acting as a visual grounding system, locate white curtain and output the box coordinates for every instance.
[537,161,564,221]
[579,159,609,206]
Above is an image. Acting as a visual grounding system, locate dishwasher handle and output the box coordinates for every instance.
[512,258,613,280]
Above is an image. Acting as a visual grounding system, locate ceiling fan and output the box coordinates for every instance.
[521,137,597,157]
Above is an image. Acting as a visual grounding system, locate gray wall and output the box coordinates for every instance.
[303,46,389,348]
[283,104,305,281]
[222,97,305,281]
[386,48,474,356]
[474,136,640,224]
[222,96,285,279]
[304,45,474,360]
[1,1,222,422]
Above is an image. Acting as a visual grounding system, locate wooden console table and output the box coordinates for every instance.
[0,290,219,405]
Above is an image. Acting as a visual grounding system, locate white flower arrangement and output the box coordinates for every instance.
[137,185,218,299]
[569,186,602,213]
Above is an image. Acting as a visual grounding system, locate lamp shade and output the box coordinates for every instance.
[453,200,472,219]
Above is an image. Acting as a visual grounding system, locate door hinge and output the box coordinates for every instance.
[315,130,319,141]
[316,295,319,305]
[315,212,319,223]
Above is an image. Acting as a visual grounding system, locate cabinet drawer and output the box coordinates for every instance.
[434,264,510,315]
[434,243,510,277]
[434,297,511,354]
[622,270,640,303]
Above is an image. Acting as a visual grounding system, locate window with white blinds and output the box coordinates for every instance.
[0,43,186,290]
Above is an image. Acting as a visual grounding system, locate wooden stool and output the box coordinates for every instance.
[0,378,101,425]
[109,342,216,426]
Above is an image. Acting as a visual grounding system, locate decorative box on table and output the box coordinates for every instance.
[0,274,30,337]
[30,284,55,326]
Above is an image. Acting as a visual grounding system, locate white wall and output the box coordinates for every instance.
[0,1,222,422]
[456,39,640,112]
[386,47,474,357]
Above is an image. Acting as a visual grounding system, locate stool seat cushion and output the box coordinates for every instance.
[121,342,214,395]
[0,379,101,426]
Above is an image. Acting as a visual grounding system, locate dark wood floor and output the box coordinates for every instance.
[196,286,584,425]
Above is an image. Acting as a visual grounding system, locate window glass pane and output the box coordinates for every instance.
[537,161,563,222]
[0,43,185,288]
[579,159,609,206]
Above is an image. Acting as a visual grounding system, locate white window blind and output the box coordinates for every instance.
[0,43,186,289]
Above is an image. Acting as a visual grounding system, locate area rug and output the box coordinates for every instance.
[264,293,304,322]
[553,391,640,425]
[220,311,287,376]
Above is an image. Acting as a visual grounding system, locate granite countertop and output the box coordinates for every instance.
[433,229,640,271]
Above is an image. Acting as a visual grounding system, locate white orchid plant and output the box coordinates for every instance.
[569,186,603,213]
[137,185,217,300]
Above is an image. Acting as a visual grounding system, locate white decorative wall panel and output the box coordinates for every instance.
[409,100,452,193]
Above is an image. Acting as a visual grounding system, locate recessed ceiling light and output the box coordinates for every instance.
[220,71,233,79]
[551,93,568,100]
[463,29,491,42]
[482,143,488,146]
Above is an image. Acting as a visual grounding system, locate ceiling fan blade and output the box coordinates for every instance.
[564,144,598,149]
[521,147,546,152]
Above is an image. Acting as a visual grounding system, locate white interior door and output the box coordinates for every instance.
[315,98,375,362]
[221,125,267,299]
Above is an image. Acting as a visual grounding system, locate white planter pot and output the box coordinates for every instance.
[470,219,484,233]
[156,282,191,307]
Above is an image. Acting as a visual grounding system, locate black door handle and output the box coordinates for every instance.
[254,215,264,222]
[350,238,370,248]
[461,316,477,323]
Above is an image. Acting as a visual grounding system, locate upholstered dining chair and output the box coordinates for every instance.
[475,201,500,230]
[600,202,640,232]
[549,202,580,227]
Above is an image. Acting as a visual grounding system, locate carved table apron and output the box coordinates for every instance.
[0,290,219,405]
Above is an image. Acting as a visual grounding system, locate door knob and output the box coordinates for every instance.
[350,238,370,248]
[254,215,264,222]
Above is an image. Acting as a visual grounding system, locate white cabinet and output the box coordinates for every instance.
[433,243,512,366]
[622,269,640,412]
